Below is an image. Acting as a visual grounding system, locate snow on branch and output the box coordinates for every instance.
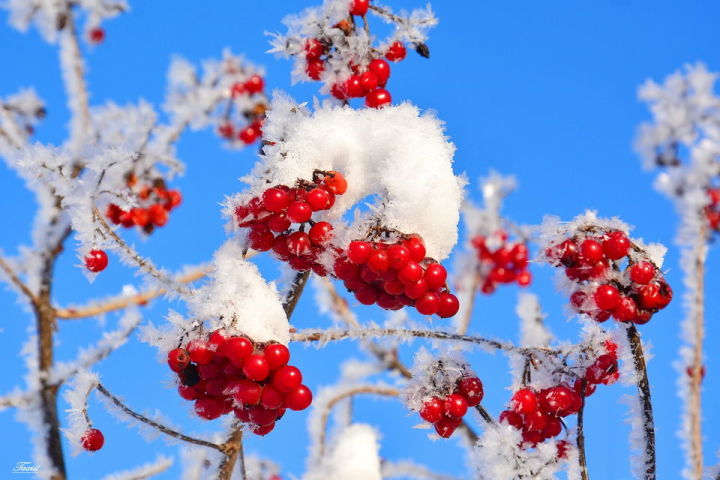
[100,455,174,480]
[304,423,383,480]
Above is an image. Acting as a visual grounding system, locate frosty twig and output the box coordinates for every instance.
[0,253,37,306]
[626,325,656,480]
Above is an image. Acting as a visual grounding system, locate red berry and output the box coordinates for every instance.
[367,249,390,273]
[602,231,631,260]
[348,241,372,264]
[457,376,484,406]
[81,428,104,451]
[499,410,523,429]
[268,213,291,233]
[85,249,108,272]
[238,125,260,144]
[434,416,461,438]
[404,237,426,262]
[387,244,410,269]
[188,340,214,365]
[251,422,276,436]
[537,386,581,417]
[306,59,324,80]
[385,41,407,62]
[219,336,254,367]
[594,284,620,311]
[437,293,460,318]
[630,261,655,285]
[305,38,325,60]
[178,384,202,401]
[586,354,619,385]
[580,239,604,264]
[273,365,303,393]
[365,88,392,108]
[245,75,264,94]
[345,75,365,98]
[355,285,379,305]
[542,416,563,438]
[419,397,444,423]
[249,227,275,252]
[306,188,330,211]
[309,222,333,245]
[229,379,263,406]
[287,201,312,223]
[511,388,538,414]
[88,28,105,44]
[424,263,447,290]
[443,394,468,418]
[264,343,290,370]
[284,384,313,411]
[323,171,348,195]
[612,295,637,322]
[243,355,270,381]
[249,406,278,426]
[517,270,532,286]
[416,292,441,315]
[359,71,379,92]
[168,348,190,372]
[404,279,428,300]
[523,409,549,432]
[573,378,597,397]
[195,397,224,420]
[557,440,570,459]
[398,261,423,285]
[260,384,284,410]
[287,231,311,256]
[350,0,369,16]
[368,59,391,84]
[263,188,290,213]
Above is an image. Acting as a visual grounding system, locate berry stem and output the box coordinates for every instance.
[576,379,590,480]
[626,325,656,480]
[95,383,224,451]
[474,404,495,425]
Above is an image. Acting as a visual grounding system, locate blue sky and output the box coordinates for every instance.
[1,1,719,479]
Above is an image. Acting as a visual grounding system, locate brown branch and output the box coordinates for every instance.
[55,265,211,319]
[0,254,38,306]
[577,379,589,480]
[626,325,656,480]
[317,385,401,457]
[95,383,224,452]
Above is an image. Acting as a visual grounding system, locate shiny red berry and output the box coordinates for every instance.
[368,59,390,84]
[88,28,105,44]
[499,410,523,429]
[385,41,407,62]
[359,70,379,92]
[580,238,604,264]
[420,397,444,423]
[81,428,104,451]
[350,0,370,16]
[348,241,372,264]
[367,249,390,273]
[284,384,313,411]
[457,376,484,406]
[287,201,312,223]
[416,292,440,315]
[273,365,303,393]
[229,379,263,406]
[168,348,190,373]
[195,397,224,420]
[365,88,391,108]
[243,354,270,381]
[219,336,254,366]
[188,340,214,365]
[309,222,333,245]
[85,249,108,272]
[443,394,468,418]
[594,284,620,311]
[264,343,290,370]
[434,416,461,438]
[404,237,426,262]
[511,388,538,414]
[262,188,290,213]
[437,293,460,318]
[630,261,655,284]
[306,59,324,80]
[306,188,330,211]
[245,75,264,94]
[287,231,311,256]
[602,231,631,260]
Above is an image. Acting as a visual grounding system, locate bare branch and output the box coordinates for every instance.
[626,325,656,480]
[283,270,310,317]
[576,379,590,480]
[0,253,38,306]
[95,383,224,452]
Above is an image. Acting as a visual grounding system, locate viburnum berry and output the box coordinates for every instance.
[262,188,290,213]
[420,397,444,423]
[523,409,549,432]
[187,340,214,365]
[416,292,441,315]
[252,422,276,436]
[88,28,105,44]
[305,38,325,60]
[499,409,523,429]
[580,238,604,264]
[537,386,581,417]
[594,284,620,311]
[284,384,313,411]
[511,388,538,414]
[359,70,379,92]
[345,75,365,98]
[239,125,261,144]
[245,75,264,94]
[243,354,270,381]
[85,249,108,272]
[287,201,312,223]
[602,231,631,260]
[457,376,484,406]
[168,348,190,373]
[323,171,348,195]
[434,416,462,438]
[220,336,254,366]
[437,292,460,318]
[630,261,655,284]
[424,263,448,289]
[273,365,303,393]
[309,222,333,245]
[264,343,290,370]
[443,394,468,418]
[365,88,391,108]
[230,379,263,406]
[349,0,370,16]
[306,59,324,80]
[195,397,224,420]
[368,59,390,84]
[385,41,407,62]
[306,188,330,211]
[81,428,104,451]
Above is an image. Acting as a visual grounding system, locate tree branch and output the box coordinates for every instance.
[0,253,38,306]
[283,270,310,317]
[95,383,224,452]
[626,325,656,480]
[576,379,589,480]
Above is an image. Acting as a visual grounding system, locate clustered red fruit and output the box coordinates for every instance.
[295,2,421,108]
[333,235,459,317]
[217,74,267,145]
[471,229,531,294]
[81,428,104,451]
[704,187,720,231]
[545,229,672,325]
[167,330,311,436]
[105,175,182,234]
[499,341,619,449]
[235,170,347,275]
[418,375,484,438]
[85,249,109,273]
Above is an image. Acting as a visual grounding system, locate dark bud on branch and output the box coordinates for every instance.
[414,42,431,59]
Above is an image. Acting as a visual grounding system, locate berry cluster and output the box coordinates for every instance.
[216,74,267,146]
[499,341,618,448]
[418,375,484,438]
[333,235,459,317]
[81,428,104,452]
[545,228,672,324]
[167,330,312,436]
[105,175,182,234]
[281,1,430,108]
[704,187,720,232]
[471,229,531,294]
[235,170,347,274]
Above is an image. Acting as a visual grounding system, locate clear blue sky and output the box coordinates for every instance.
[1,1,719,479]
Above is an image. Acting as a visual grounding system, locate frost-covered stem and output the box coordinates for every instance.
[0,254,38,306]
[93,208,191,296]
[474,405,494,425]
[368,4,404,23]
[577,379,589,480]
[55,265,212,319]
[687,224,708,480]
[58,5,91,144]
[282,270,310,317]
[215,427,244,480]
[292,327,552,355]
[318,386,400,457]
[95,383,223,451]
[626,325,656,480]
[457,273,479,335]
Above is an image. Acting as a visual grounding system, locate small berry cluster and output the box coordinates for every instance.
[281,0,430,108]
[167,330,312,436]
[418,375,484,438]
[235,170,347,274]
[81,428,104,452]
[499,341,618,448]
[333,235,459,317]
[471,229,531,294]
[704,187,720,231]
[545,228,672,324]
[216,74,267,145]
[105,175,182,233]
